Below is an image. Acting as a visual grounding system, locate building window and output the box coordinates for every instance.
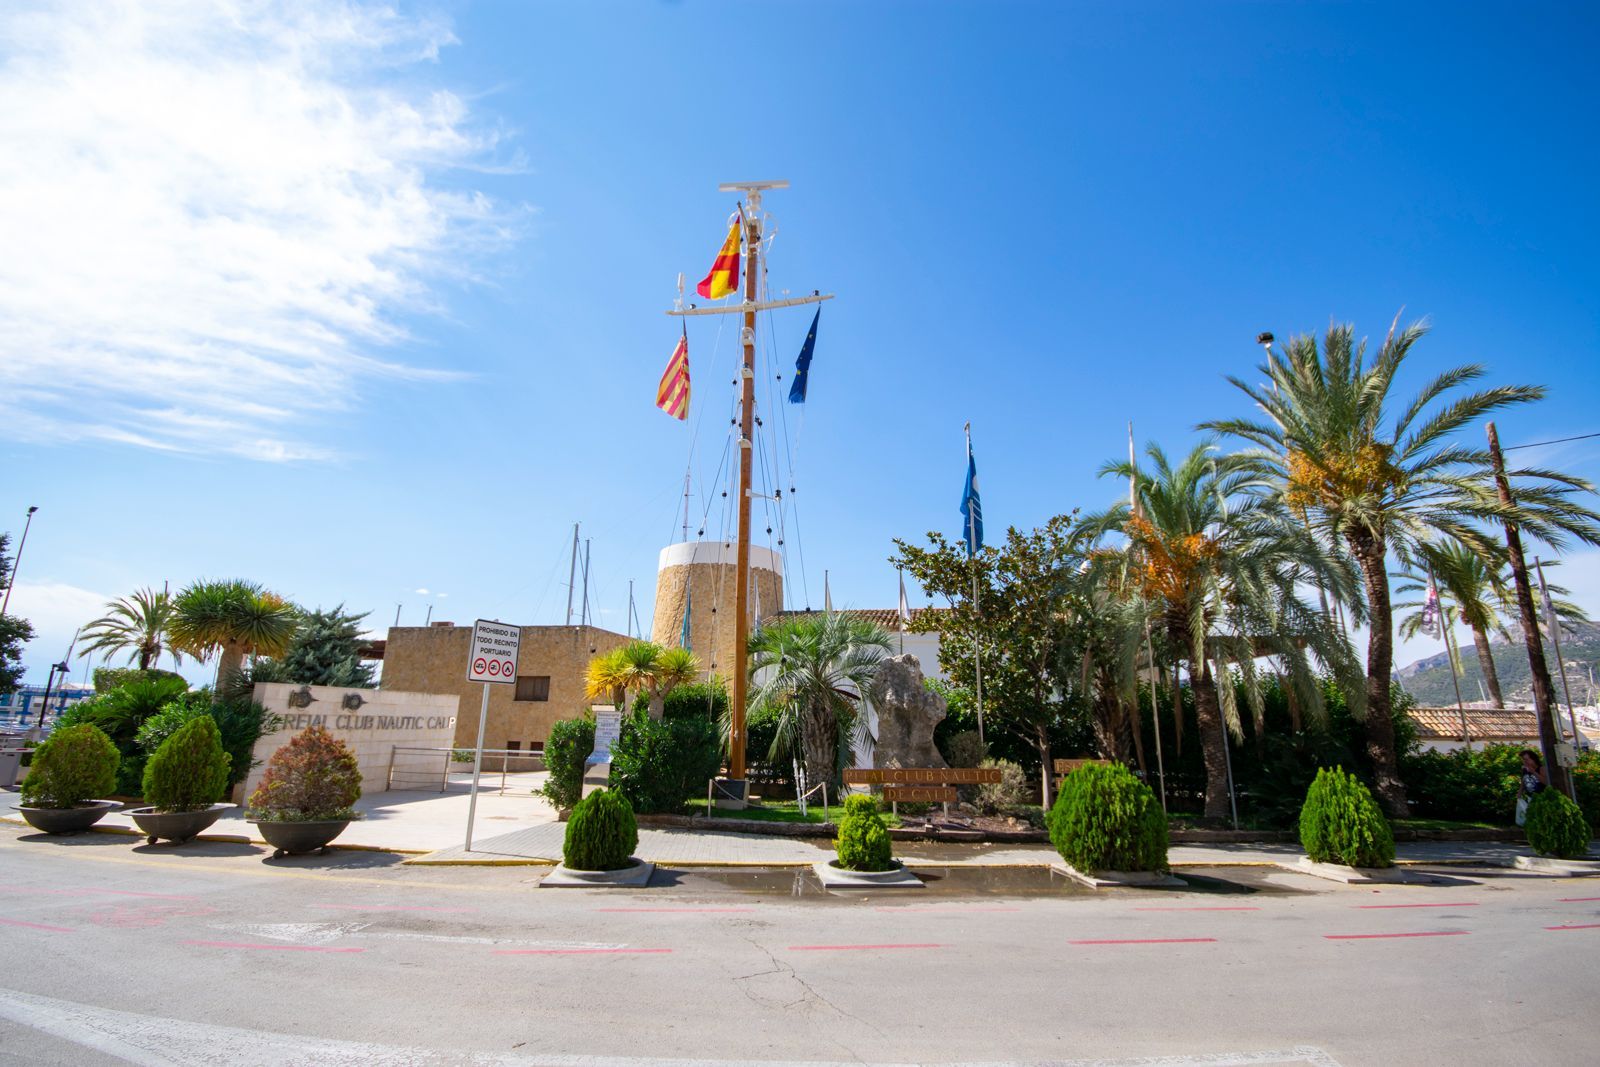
[514,675,550,702]
[507,740,521,752]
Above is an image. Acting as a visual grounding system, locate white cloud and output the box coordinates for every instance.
[414,587,430,595]
[0,1,512,461]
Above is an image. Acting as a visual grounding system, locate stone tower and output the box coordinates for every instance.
[650,541,783,678]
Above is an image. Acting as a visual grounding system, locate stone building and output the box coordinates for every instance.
[649,541,783,678]
[376,622,630,752]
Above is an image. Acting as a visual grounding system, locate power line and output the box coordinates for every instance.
[1503,431,1600,452]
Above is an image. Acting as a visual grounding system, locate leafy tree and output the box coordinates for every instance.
[0,534,34,695]
[236,604,376,692]
[745,612,892,786]
[1204,318,1600,813]
[586,640,700,721]
[169,579,299,695]
[76,588,180,671]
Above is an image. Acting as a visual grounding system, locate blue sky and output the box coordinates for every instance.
[5,0,1599,688]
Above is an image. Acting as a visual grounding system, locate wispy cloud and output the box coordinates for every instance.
[0,1,512,461]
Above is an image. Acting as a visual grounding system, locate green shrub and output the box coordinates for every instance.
[20,724,119,808]
[975,758,1030,813]
[835,793,893,871]
[609,712,723,814]
[1400,744,1524,825]
[142,716,232,812]
[1299,766,1395,868]
[92,667,185,694]
[1572,751,1600,830]
[1047,761,1168,873]
[247,725,362,822]
[208,695,275,788]
[1525,789,1592,859]
[135,697,208,754]
[942,730,989,769]
[660,680,728,723]
[541,716,595,813]
[562,788,638,871]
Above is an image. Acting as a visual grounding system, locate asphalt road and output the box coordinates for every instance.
[0,824,1595,1067]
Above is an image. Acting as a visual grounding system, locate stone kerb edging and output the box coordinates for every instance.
[1050,861,1185,889]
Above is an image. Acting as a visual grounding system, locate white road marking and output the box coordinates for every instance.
[0,987,1343,1067]
[204,921,370,945]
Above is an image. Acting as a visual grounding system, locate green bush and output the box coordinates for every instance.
[208,695,275,788]
[1572,751,1600,830]
[1400,744,1524,825]
[92,667,185,694]
[142,716,232,812]
[20,724,119,808]
[835,793,893,871]
[609,712,723,814]
[975,757,1030,813]
[562,788,638,871]
[541,715,595,813]
[247,725,362,822]
[57,674,191,793]
[1525,789,1592,859]
[1299,766,1395,868]
[1047,761,1168,873]
[942,730,989,768]
[660,680,728,723]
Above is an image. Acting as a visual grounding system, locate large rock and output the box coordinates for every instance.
[869,654,948,769]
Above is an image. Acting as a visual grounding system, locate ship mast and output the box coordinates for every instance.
[666,179,832,804]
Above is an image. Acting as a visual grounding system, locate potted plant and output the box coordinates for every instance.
[16,724,122,834]
[542,788,652,886]
[246,725,362,856]
[128,715,233,845]
[813,793,921,887]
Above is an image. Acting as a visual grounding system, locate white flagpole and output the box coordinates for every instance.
[966,422,984,749]
[1130,421,1166,810]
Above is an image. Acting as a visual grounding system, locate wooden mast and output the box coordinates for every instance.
[666,179,832,805]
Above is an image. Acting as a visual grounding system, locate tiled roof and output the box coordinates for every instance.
[1407,705,1572,741]
[763,607,949,630]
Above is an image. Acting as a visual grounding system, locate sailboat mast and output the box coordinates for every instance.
[730,190,764,784]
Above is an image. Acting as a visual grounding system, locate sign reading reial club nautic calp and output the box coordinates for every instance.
[843,767,1002,785]
[467,619,520,684]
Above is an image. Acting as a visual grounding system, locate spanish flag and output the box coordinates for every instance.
[656,328,690,420]
[696,215,741,299]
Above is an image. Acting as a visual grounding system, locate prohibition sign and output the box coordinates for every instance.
[474,658,487,675]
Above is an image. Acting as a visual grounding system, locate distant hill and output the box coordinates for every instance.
[1397,620,1600,707]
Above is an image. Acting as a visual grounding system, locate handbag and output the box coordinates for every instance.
[1515,796,1529,826]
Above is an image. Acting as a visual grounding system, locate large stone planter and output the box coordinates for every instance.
[812,859,924,889]
[540,858,655,887]
[250,818,352,857]
[128,804,232,845]
[16,800,121,835]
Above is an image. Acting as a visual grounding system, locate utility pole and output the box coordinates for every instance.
[1486,422,1570,795]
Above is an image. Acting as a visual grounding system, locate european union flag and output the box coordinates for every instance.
[680,587,693,651]
[961,443,983,558]
[788,309,820,403]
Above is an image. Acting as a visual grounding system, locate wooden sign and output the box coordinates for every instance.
[842,767,1002,785]
[1053,758,1109,775]
[883,786,958,804]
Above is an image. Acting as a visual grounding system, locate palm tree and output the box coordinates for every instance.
[168,579,299,694]
[746,613,893,785]
[76,588,180,671]
[1204,318,1600,813]
[1395,541,1589,707]
[586,641,702,719]
[1097,442,1362,819]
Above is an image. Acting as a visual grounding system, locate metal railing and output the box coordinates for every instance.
[386,746,545,793]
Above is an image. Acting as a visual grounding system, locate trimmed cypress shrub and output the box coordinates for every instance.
[562,788,638,871]
[20,724,119,809]
[542,716,595,814]
[1047,761,1168,873]
[1525,788,1592,860]
[1299,766,1394,868]
[835,793,893,872]
[247,725,363,822]
[142,716,232,812]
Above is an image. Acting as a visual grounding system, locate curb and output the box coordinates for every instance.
[2,814,426,856]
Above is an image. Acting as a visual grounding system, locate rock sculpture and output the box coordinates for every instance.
[868,654,948,769]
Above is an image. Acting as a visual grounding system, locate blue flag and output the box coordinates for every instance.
[787,308,820,403]
[680,588,692,651]
[961,439,983,558]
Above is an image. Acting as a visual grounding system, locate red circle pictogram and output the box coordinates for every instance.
[500,660,514,677]
[473,658,487,675]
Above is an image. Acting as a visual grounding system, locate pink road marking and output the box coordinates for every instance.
[0,917,74,932]
[874,905,1021,913]
[493,948,672,955]
[789,943,943,951]
[0,887,196,901]
[1355,902,1479,909]
[1071,937,1217,945]
[1133,907,1259,912]
[182,940,364,953]
[1323,931,1469,940]
[1557,897,1600,903]
[1545,923,1600,931]
[311,904,478,913]
[594,907,754,914]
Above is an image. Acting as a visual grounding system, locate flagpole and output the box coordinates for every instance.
[1430,561,1471,749]
[897,568,906,655]
[1130,422,1166,810]
[1535,557,1581,766]
[966,422,985,749]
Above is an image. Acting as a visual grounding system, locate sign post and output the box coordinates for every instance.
[582,705,624,798]
[464,619,520,852]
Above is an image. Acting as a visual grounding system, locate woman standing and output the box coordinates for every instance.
[1515,749,1547,826]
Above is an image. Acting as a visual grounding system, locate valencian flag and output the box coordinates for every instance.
[788,308,820,403]
[656,327,690,420]
[696,214,741,299]
[961,425,983,558]
[1420,578,1442,638]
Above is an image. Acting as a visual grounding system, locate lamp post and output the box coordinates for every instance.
[2,506,39,618]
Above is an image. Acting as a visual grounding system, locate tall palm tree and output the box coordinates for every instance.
[168,579,299,694]
[1204,318,1600,813]
[77,588,180,671]
[1395,540,1589,707]
[746,613,892,785]
[1097,442,1362,819]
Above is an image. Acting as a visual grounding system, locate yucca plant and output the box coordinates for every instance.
[1204,318,1600,814]
[169,579,299,695]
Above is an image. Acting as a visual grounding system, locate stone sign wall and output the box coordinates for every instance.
[239,683,460,803]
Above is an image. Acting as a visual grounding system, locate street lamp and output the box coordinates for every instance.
[1,505,39,618]
[33,660,72,730]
